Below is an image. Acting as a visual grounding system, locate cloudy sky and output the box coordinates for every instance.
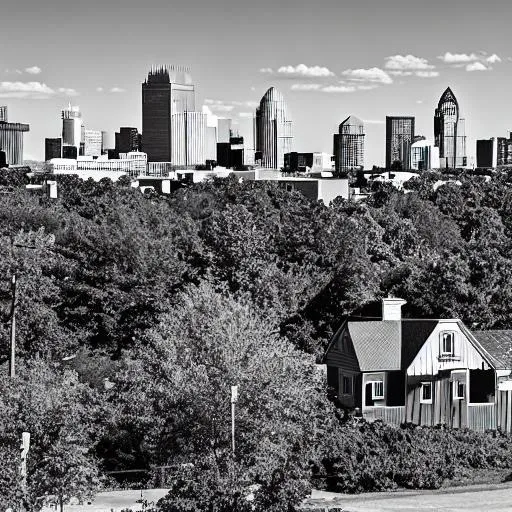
[3,0,512,165]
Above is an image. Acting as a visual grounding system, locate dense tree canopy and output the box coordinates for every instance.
[2,167,512,508]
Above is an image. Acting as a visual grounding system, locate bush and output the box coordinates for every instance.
[314,420,512,493]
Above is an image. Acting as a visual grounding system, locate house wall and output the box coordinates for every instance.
[407,321,492,376]
[325,324,360,407]
[406,322,491,427]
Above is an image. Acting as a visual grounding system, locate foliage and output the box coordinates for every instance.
[315,419,512,493]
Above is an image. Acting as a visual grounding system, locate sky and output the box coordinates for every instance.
[3,0,512,166]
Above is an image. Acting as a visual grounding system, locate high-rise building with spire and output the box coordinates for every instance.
[333,115,365,171]
[142,65,204,164]
[434,87,467,169]
[255,87,293,169]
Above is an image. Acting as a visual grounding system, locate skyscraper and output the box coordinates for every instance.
[333,115,365,172]
[0,108,29,165]
[497,132,512,166]
[434,87,467,169]
[84,130,103,157]
[62,104,84,156]
[255,87,293,169]
[45,138,62,161]
[386,116,415,170]
[142,65,196,162]
[171,111,207,166]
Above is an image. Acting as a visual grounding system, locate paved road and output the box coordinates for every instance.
[45,484,512,511]
[306,484,512,511]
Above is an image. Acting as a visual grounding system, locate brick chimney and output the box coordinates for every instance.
[382,297,407,321]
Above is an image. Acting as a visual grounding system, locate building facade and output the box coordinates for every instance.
[115,127,141,155]
[142,66,196,162]
[84,130,103,157]
[385,116,415,170]
[411,139,440,170]
[62,104,83,153]
[333,115,365,171]
[171,111,206,166]
[434,87,467,169]
[497,133,512,166]
[255,87,293,169]
[0,106,7,122]
[0,121,30,165]
[476,138,497,168]
[45,137,62,161]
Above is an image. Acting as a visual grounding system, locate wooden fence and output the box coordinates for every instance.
[467,403,496,431]
[363,406,405,426]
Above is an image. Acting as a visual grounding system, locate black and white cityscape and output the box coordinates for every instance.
[2,0,512,511]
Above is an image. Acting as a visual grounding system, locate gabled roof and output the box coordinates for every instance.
[470,330,512,370]
[401,320,438,368]
[347,320,401,371]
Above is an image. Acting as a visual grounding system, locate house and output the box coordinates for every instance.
[323,298,512,431]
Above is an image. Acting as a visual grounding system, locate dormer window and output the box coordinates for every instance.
[442,332,455,355]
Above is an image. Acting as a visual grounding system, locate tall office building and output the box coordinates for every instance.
[45,137,62,161]
[333,115,365,171]
[0,108,29,165]
[385,116,415,170]
[171,111,207,166]
[84,130,103,157]
[497,132,512,166]
[142,65,196,162]
[62,104,84,156]
[255,87,293,169]
[411,139,440,170]
[115,127,141,156]
[434,87,467,169]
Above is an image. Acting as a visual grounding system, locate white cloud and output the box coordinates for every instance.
[0,81,55,99]
[342,67,393,84]
[362,119,385,125]
[416,100,424,104]
[277,63,335,78]
[415,71,439,78]
[238,112,254,118]
[291,83,322,91]
[385,54,434,70]
[389,71,413,76]
[486,53,502,64]
[58,87,79,96]
[110,87,125,93]
[96,87,104,92]
[438,52,479,63]
[466,61,488,72]
[321,85,357,93]
[357,84,379,90]
[259,67,273,73]
[25,66,42,75]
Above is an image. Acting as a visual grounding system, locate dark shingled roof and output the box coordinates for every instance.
[347,321,401,371]
[342,319,438,372]
[470,330,512,370]
[401,320,438,368]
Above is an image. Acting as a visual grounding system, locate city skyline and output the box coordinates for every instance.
[3,0,512,166]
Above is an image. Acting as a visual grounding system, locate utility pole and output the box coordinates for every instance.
[9,274,16,378]
[231,385,238,455]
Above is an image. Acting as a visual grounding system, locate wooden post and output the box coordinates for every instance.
[231,386,238,455]
[9,274,16,378]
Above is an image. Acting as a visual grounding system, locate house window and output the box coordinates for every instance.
[342,375,353,395]
[441,332,455,356]
[372,381,384,400]
[420,382,433,404]
[453,381,465,400]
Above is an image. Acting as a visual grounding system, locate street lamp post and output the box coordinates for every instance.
[9,274,16,378]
